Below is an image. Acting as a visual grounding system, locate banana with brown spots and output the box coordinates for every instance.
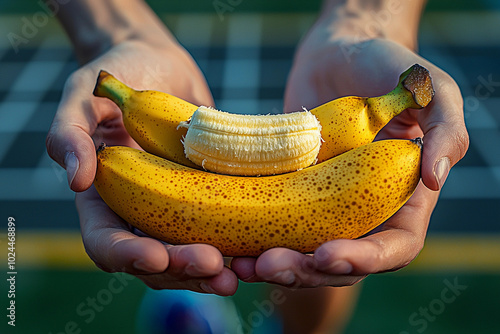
[93,64,433,176]
[93,139,422,256]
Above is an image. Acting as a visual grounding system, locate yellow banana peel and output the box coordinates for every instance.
[93,139,422,256]
[93,64,433,174]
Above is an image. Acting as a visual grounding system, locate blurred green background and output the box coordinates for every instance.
[1,0,500,333]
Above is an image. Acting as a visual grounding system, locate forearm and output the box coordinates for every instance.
[48,0,176,64]
[317,0,427,50]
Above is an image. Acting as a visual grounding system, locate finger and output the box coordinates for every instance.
[284,73,323,113]
[418,73,469,191]
[203,267,239,296]
[46,69,120,192]
[136,266,239,296]
[314,182,439,275]
[376,109,424,141]
[77,188,238,295]
[165,244,225,278]
[251,248,364,287]
[230,257,257,281]
[76,187,169,274]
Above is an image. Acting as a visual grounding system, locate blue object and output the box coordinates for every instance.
[136,289,243,334]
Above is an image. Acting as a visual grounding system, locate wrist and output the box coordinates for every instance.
[315,0,426,50]
[51,0,176,64]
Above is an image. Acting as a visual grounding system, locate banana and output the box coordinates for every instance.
[92,71,198,168]
[178,106,322,176]
[311,64,434,162]
[93,139,422,256]
[93,65,433,173]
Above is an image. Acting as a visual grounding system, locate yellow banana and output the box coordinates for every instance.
[93,71,198,168]
[311,64,433,162]
[93,139,422,256]
[93,65,433,173]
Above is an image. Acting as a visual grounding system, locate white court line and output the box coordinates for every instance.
[419,17,498,131]
[220,14,262,114]
[175,14,214,48]
[464,99,499,130]
[421,12,500,47]
[441,167,500,199]
[0,39,70,163]
[174,14,214,70]
[419,20,500,179]
[0,167,73,200]
[217,99,262,115]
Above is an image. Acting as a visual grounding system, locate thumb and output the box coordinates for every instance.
[46,70,116,192]
[419,85,469,191]
[46,117,97,192]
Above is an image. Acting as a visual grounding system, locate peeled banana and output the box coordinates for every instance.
[93,139,422,256]
[93,64,433,174]
[178,106,322,176]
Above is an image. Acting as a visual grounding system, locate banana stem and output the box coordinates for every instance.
[365,84,415,126]
[366,64,434,125]
[93,70,134,108]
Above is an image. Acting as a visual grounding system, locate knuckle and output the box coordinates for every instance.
[64,68,93,91]
[45,129,57,160]
[394,233,424,271]
[454,128,470,162]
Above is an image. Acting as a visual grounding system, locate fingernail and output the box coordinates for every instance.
[241,274,257,282]
[185,262,199,276]
[433,157,450,189]
[133,259,154,272]
[303,256,317,272]
[64,151,79,188]
[327,260,353,275]
[270,270,295,285]
[200,282,217,294]
[314,247,331,263]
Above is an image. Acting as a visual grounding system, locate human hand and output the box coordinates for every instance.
[231,24,468,287]
[46,38,238,295]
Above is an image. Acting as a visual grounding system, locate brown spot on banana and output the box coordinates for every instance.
[92,70,199,168]
[93,139,422,256]
[93,65,433,176]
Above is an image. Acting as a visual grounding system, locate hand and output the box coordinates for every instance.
[231,35,469,288]
[46,39,238,296]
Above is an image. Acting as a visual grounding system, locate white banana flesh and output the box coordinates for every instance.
[179,106,322,176]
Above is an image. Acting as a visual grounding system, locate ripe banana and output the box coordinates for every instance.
[93,64,433,173]
[178,106,322,176]
[93,139,422,256]
[93,71,198,168]
[311,64,433,162]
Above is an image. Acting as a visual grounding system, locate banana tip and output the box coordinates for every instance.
[93,70,111,97]
[402,64,435,108]
[412,137,423,149]
[97,142,106,154]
